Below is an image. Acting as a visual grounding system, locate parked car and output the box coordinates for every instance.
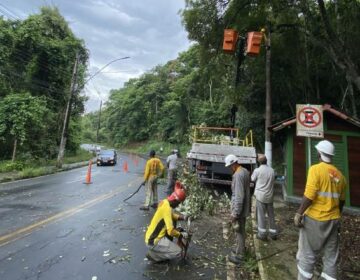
[97,149,117,166]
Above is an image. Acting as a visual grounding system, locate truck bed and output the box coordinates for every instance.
[187,143,257,164]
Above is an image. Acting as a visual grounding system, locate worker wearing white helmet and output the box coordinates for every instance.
[224,154,251,265]
[294,140,346,280]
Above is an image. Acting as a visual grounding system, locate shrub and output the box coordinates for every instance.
[0,161,25,172]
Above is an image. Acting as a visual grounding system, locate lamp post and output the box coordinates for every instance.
[56,56,130,168]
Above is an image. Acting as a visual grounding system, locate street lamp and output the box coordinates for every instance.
[56,56,130,168]
[83,56,130,86]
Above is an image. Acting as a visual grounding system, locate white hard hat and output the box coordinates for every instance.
[225,154,238,167]
[315,140,335,163]
[315,140,335,156]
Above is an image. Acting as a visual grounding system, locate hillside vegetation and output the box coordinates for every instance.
[84,0,360,157]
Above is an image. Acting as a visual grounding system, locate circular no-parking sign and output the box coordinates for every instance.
[297,106,322,128]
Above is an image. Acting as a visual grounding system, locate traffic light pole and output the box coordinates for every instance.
[264,28,272,167]
[235,37,246,87]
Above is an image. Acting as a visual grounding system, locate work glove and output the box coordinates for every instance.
[182,214,190,221]
[294,213,304,228]
[177,226,185,232]
[180,232,189,240]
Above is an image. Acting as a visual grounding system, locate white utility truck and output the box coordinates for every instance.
[187,126,257,186]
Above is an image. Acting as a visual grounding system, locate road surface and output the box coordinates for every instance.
[0,153,161,280]
[0,153,233,280]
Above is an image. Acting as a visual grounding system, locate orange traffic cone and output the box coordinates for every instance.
[123,160,129,173]
[84,160,93,184]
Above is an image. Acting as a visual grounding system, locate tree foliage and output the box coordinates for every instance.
[94,0,360,154]
[0,93,48,160]
[0,7,88,160]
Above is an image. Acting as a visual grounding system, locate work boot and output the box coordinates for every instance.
[228,255,242,265]
[145,252,156,262]
[256,234,268,241]
[150,203,158,209]
[270,234,278,240]
[139,206,150,211]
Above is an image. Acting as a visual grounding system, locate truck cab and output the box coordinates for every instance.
[187,126,257,186]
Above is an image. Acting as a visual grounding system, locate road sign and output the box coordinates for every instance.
[296,104,324,138]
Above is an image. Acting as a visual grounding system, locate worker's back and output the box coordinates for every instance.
[304,162,346,221]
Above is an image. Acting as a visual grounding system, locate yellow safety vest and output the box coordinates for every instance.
[304,162,346,221]
[145,199,180,245]
[144,157,164,181]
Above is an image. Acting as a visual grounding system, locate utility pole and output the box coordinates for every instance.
[264,27,272,167]
[96,100,102,144]
[56,53,79,168]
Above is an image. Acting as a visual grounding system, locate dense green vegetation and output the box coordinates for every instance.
[85,0,360,158]
[0,7,88,162]
[1,1,359,166]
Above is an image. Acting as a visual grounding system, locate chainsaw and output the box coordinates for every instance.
[177,217,192,260]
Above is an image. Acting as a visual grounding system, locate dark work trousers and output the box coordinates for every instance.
[232,216,246,259]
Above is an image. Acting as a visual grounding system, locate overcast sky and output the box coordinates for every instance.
[0,0,190,112]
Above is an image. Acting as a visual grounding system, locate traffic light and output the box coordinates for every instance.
[246,32,263,56]
[223,29,238,53]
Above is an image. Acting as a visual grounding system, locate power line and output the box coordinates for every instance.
[0,7,18,21]
[0,70,70,103]
[0,9,81,77]
[0,3,21,19]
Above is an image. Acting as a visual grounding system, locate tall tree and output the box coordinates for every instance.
[0,93,48,161]
[0,7,89,160]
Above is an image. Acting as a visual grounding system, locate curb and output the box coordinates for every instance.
[0,160,94,184]
[251,196,268,280]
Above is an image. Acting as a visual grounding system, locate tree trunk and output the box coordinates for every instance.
[12,138,17,162]
[208,79,213,106]
[346,76,358,118]
[317,0,360,92]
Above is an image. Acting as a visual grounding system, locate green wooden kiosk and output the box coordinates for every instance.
[270,104,360,210]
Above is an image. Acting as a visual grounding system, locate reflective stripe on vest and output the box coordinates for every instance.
[317,191,340,199]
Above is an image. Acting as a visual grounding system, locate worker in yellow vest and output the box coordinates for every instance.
[145,183,188,262]
[294,140,346,280]
[140,150,164,211]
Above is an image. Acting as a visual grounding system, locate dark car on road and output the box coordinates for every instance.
[96,149,117,166]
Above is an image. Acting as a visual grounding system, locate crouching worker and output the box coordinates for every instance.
[145,182,188,262]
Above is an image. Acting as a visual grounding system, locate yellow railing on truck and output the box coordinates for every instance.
[190,126,253,147]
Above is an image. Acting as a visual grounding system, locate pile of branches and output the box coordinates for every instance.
[176,163,230,219]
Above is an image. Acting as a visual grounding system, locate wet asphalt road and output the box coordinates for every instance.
[0,153,167,280]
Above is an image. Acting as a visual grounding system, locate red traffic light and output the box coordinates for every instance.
[246,32,263,56]
[223,29,238,53]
